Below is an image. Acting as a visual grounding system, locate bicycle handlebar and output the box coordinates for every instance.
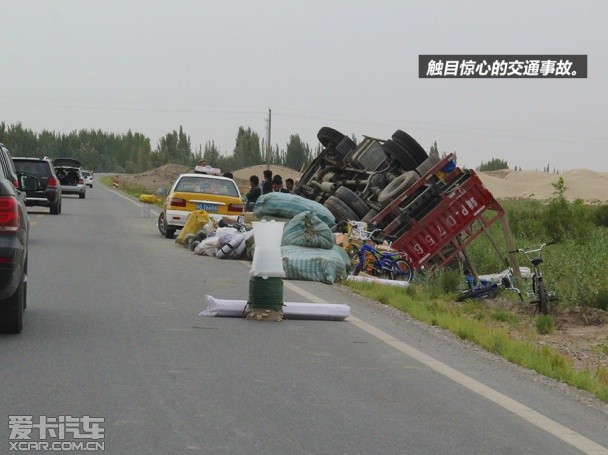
[509,241,557,254]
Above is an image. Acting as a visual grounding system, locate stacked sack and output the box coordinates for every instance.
[253,192,335,227]
[280,210,353,284]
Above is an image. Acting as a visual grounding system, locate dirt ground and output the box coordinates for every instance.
[479,298,607,373]
[112,164,608,376]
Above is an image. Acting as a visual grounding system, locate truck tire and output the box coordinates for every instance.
[324,195,358,222]
[361,209,378,222]
[392,130,428,165]
[335,186,369,218]
[378,171,419,205]
[317,127,346,148]
[382,139,418,171]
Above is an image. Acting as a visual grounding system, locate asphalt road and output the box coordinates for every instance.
[1,181,608,454]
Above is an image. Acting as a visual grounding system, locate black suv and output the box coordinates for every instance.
[13,157,62,214]
[0,144,38,333]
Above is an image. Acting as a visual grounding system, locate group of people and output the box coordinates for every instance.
[245,169,294,211]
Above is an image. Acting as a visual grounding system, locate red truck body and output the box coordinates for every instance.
[370,154,505,269]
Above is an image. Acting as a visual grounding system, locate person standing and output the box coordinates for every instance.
[245,175,262,211]
[271,175,289,193]
[285,178,295,193]
[261,169,273,194]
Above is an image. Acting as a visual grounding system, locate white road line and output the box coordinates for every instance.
[284,280,608,455]
[101,183,160,215]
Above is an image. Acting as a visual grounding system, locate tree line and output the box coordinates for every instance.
[0,122,319,174]
[5,121,525,175]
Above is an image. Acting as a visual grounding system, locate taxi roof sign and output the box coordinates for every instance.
[194,164,221,175]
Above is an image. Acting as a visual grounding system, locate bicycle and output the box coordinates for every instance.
[338,220,369,258]
[349,227,414,282]
[456,269,523,303]
[509,241,557,315]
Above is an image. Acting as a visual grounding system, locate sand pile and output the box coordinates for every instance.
[478,169,608,203]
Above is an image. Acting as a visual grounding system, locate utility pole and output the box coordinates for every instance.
[266,108,271,170]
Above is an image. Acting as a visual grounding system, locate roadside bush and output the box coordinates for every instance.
[535,315,555,335]
[589,288,608,312]
[416,267,462,299]
[548,238,608,309]
[592,204,608,228]
[500,199,546,239]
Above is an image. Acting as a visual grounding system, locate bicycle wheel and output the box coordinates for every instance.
[537,279,549,315]
[391,260,413,282]
[456,285,494,302]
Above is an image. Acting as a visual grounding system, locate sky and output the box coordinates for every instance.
[1,0,606,172]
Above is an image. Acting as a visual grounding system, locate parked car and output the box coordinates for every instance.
[13,157,63,214]
[81,170,93,188]
[54,158,86,198]
[158,173,244,239]
[0,145,39,333]
[0,143,19,189]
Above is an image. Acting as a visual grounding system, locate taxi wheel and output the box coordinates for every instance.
[158,212,167,236]
[159,212,175,238]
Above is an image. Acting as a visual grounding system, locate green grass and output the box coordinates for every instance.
[535,315,555,335]
[101,175,164,207]
[346,280,608,403]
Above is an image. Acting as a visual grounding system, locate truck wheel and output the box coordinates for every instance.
[383,139,418,171]
[378,171,419,205]
[361,209,378,222]
[392,130,429,164]
[324,195,358,222]
[335,186,369,218]
[50,202,60,215]
[317,127,346,148]
[79,192,86,199]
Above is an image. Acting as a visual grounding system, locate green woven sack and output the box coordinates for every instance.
[281,244,352,284]
[282,211,335,250]
[253,192,335,227]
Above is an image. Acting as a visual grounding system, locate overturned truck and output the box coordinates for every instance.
[294,127,513,272]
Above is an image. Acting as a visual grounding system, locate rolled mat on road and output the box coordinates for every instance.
[199,295,351,321]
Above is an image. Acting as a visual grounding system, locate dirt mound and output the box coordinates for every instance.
[115,163,301,195]
[478,168,608,203]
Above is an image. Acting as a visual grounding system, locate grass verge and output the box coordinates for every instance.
[346,280,608,403]
[100,176,163,207]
